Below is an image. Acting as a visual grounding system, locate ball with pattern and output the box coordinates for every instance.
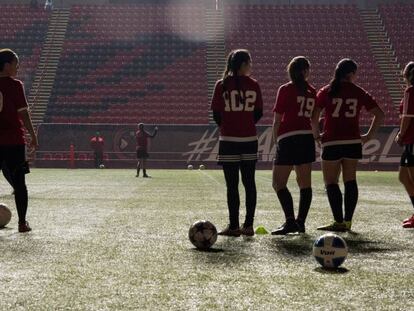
[188,220,217,249]
[0,203,12,228]
[313,233,348,268]
[187,164,193,170]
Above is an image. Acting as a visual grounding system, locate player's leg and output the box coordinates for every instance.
[220,163,241,236]
[342,158,358,229]
[97,151,103,167]
[94,151,99,168]
[318,159,346,231]
[2,162,15,190]
[271,164,298,235]
[398,145,414,227]
[142,158,150,178]
[4,146,31,232]
[294,163,312,232]
[240,160,256,235]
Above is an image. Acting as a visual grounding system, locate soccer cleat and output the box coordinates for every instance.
[271,221,299,235]
[296,220,306,233]
[403,214,414,223]
[18,221,32,233]
[403,216,414,228]
[218,225,241,237]
[344,221,352,231]
[143,174,151,178]
[317,221,347,232]
[240,224,254,236]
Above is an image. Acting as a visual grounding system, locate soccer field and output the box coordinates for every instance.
[0,169,413,310]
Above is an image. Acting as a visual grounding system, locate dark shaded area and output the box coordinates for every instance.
[314,267,349,274]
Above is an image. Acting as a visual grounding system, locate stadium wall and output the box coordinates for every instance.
[35,124,402,170]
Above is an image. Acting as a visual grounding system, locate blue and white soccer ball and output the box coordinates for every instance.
[313,233,348,268]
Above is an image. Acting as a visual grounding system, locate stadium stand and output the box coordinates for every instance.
[45,3,209,124]
[0,4,50,93]
[223,4,396,125]
[379,2,413,67]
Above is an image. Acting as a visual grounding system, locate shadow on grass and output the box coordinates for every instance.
[268,233,314,257]
[344,238,402,254]
[314,267,349,274]
[190,247,224,253]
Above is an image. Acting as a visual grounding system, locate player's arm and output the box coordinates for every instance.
[19,109,38,149]
[311,106,322,142]
[272,113,282,144]
[362,106,384,143]
[211,81,224,126]
[149,126,158,138]
[396,90,414,145]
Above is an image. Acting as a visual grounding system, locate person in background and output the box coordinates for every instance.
[44,0,53,11]
[90,131,104,168]
[136,123,158,178]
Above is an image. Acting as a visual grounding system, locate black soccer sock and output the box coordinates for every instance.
[2,166,14,189]
[223,164,240,229]
[297,187,312,224]
[241,162,257,227]
[326,183,343,223]
[136,161,141,176]
[12,170,28,224]
[143,169,147,176]
[277,187,295,221]
[410,196,414,210]
[344,180,358,222]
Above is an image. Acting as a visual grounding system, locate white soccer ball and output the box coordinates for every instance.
[199,164,205,170]
[99,164,105,169]
[0,203,12,228]
[188,220,218,250]
[313,233,348,268]
[187,164,193,170]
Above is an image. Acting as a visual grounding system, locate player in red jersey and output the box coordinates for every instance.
[271,56,316,235]
[136,123,158,178]
[0,49,38,232]
[312,59,384,232]
[90,131,104,168]
[396,62,414,228]
[211,49,263,237]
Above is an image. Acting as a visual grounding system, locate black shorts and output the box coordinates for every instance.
[218,140,258,165]
[274,134,315,166]
[0,145,30,175]
[321,143,362,161]
[136,149,149,159]
[400,144,414,167]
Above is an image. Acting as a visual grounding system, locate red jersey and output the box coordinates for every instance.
[211,76,263,142]
[90,136,104,152]
[0,77,28,145]
[272,82,316,141]
[136,130,149,150]
[316,82,379,147]
[399,86,414,144]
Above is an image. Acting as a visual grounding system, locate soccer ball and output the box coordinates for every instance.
[188,220,218,250]
[199,164,205,170]
[0,203,12,228]
[187,164,193,170]
[99,164,105,169]
[313,233,348,268]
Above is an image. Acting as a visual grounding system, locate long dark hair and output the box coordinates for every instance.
[328,58,358,97]
[287,56,310,94]
[403,61,414,86]
[0,49,18,71]
[222,49,251,105]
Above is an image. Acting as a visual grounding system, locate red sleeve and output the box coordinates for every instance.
[316,88,328,109]
[272,86,286,113]
[362,90,379,111]
[14,81,29,112]
[402,88,414,116]
[210,80,224,112]
[255,82,263,110]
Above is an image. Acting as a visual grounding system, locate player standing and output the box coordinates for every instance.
[395,61,414,228]
[0,49,38,232]
[211,49,263,236]
[90,131,104,168]
[136,123,158,178]
[271,56,316,235]
[312,59,384,232]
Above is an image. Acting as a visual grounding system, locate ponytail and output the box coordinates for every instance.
[328,58,358,97]
[221,49,251,106]
[287,56,310,95]
[403,61,414,86]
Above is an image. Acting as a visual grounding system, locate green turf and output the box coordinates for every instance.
[0,169,414,310]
